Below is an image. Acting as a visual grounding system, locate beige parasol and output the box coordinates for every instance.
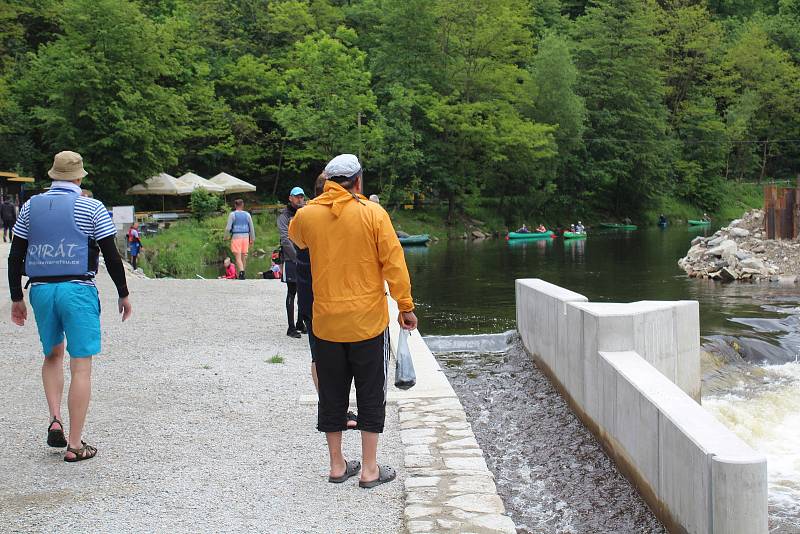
[208,172,257,194]
[126,173,194,211]
[177,172,225,193]
[126,173,194,196]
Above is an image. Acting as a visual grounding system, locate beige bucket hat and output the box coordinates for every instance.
[48,150,88,180]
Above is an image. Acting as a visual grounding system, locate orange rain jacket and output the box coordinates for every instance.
[288,181,414,343]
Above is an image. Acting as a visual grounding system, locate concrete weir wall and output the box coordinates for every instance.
[515,279,768,534]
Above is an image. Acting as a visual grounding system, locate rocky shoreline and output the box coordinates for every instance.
[678,209,799,282]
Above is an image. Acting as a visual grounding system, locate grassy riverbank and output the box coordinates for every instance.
[643,182,763,226]
[139,213,280,278]
[140,182,764,278]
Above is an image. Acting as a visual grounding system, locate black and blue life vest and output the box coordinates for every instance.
[25,192,99,283]
[231,211,250,235]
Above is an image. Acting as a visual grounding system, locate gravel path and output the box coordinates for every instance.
[0,246,404,533]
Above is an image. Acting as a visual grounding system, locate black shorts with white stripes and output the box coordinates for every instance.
[314,329,389,433]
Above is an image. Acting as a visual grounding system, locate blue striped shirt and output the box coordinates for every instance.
[14,181,117,286]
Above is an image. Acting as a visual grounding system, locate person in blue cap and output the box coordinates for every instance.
[277,186,306,338]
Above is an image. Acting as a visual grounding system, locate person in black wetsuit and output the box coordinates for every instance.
[277,186,306,338]
[1,196,16,242]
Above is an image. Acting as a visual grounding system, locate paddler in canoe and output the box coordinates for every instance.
[515,223,531,234]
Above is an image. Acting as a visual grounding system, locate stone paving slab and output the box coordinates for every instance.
[398,398,516,534]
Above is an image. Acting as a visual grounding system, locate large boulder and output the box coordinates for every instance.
[719,267,738,282]
[740,257,767,272]
[707,236,726,247]
[686,244,706,261]
[707,239,737,257]
[730,228,750,238]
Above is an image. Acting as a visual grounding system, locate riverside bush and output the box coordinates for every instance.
[189,189,225,221]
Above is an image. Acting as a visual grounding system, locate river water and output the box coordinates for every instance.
[402,227,799,532]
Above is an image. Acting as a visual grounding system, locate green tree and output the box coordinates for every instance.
[15,0,187,200]
[217,54,286,193]
[660,3,725,117]
[722,22,800,180]
[0,74,35,174]
[275,30,380,173]
[673,96,727,209]
[528,32,586,208]
[573,0,673,216]
[660,3,728,209]
[767,0,800,62]
[422,0,556,222]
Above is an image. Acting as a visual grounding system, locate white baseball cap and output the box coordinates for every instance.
[324,154,362,181]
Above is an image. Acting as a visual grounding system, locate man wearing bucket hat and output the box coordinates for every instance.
[277,185,306,338]
[289,154,417,488]
[8,150,132,462]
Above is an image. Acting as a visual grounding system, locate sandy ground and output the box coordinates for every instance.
[0,243,404,533]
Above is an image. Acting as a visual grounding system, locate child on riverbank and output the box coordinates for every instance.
[219,257,236,279]
[128,222,142,270]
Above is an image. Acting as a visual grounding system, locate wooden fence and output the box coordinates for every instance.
[764,175,800,239]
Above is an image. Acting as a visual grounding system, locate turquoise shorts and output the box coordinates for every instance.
[30,282,101,358]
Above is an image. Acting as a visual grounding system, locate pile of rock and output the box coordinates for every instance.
[677,209,799,282]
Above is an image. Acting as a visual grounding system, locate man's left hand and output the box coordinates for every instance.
[398,311,418,330]
[11,300,27,326]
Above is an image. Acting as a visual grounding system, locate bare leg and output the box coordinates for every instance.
[242,252,248,272]
[64,357,93,458]
[360,431,379,482]
[233,251,244,273]
[311,362,319,393]
[42,341,66,426]
[326,431,346,478]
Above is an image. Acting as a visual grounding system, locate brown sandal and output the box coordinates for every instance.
[64,441,97,463]
[47,417,67,448]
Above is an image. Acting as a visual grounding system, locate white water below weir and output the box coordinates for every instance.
[515,279,769,534]
[704,361,800,529]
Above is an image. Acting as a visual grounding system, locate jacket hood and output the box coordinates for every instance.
[310,180,367,218]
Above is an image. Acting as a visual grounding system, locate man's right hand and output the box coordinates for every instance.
[11,300,26,326]
[398,311,418,330]
[118,297,132,322]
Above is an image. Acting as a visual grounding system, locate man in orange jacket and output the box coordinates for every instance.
[289,154,417,489]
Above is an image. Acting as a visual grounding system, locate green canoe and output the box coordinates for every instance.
[399,234,430,246]
[687,219,711,226]
[598,223,638,230]
[507,231,554,240]
[563,231,587,239]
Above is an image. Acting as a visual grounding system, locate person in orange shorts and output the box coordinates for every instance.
[225,199,255,279]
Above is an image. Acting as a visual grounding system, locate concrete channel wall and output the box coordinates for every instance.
[515,279,768,534]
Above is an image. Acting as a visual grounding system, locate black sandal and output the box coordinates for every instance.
[359,465,397,489]
[328,459,361,483]
[47,417,67,448]
[64,441,97,463]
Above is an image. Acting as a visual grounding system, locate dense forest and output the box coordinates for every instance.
[0,0,799,224]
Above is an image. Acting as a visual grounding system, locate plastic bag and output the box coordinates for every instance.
[394,329,416,390]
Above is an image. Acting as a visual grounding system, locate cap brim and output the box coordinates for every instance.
[48,168,88,180]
